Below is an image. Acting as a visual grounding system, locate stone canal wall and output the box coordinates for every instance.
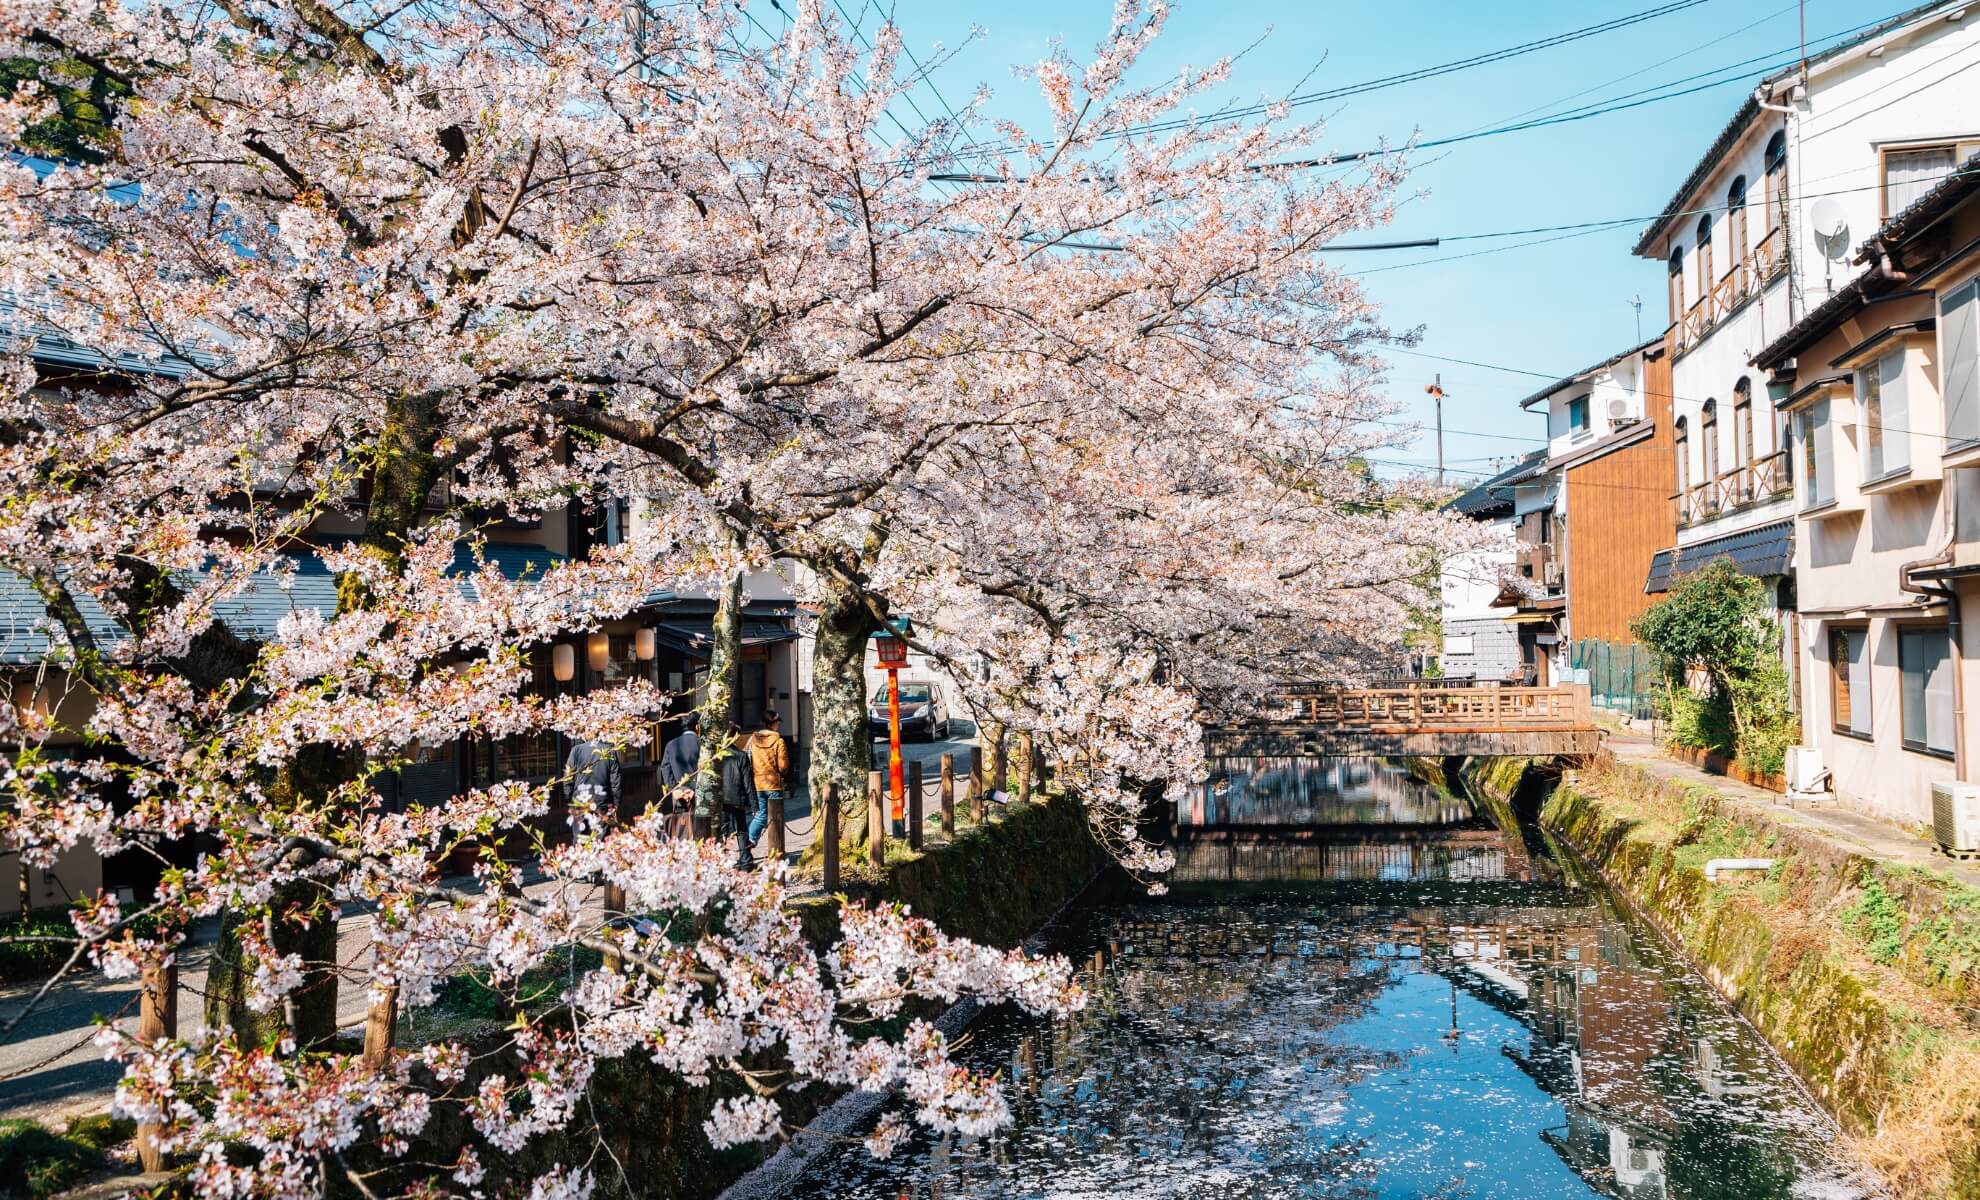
[359,796,1106,1200]
[1541,754,1980,1200]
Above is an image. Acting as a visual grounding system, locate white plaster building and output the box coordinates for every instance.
[1633,1,1980,717]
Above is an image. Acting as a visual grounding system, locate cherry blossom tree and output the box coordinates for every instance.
[0,0,1483,1192]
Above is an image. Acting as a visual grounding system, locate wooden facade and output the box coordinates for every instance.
[1564,344,1676,644]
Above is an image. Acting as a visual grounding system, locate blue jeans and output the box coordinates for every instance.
[748,790,784,847]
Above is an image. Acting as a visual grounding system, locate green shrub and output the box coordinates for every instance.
[1632,560,1799,777]
[0,1117,107,1196]
[1843,875,1908,965]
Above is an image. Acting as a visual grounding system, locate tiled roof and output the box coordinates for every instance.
[1447,449,1549,518]
[1,540,569,665]
[1643,519,1795,594]
[1755,152,1980,369]
[1629,1,1964,257]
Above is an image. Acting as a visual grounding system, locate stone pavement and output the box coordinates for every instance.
[1605,734,1980,890]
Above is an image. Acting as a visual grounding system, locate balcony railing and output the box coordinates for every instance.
[1671,448,1791,527]
[1671,226,1788,352]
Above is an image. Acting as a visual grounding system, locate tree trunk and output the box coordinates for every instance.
[693,550,745,831]
[205,395,443,1049]
[804,573,873,863]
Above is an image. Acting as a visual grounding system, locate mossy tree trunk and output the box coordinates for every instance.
[204,392,443,1047]
[807,571,875,860]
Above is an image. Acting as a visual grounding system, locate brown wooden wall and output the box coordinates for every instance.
[1565,346,1676,645]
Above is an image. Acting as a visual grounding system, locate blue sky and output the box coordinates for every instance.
[837,0,1895,483]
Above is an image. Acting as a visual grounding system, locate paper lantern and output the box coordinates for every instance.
[552,643,576,682]
[635,627,657,660]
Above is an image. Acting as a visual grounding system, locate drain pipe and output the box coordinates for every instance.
[1705,858,1775,882]
[1901,481,1965,781]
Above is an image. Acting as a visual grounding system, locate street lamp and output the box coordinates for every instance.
[873,618,913,837]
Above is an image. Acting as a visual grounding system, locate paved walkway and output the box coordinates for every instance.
[1605,735,1980,889]
[0,731,989,1125]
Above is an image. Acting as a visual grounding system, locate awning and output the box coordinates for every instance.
[1644,520,1794,594]
[649,621,798,658]
[1504,612,1560,626]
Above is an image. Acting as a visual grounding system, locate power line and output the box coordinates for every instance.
[923,4,1922,184]
[933,0,1714,163]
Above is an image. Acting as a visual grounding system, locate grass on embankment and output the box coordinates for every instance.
[1545,757,1980,1199]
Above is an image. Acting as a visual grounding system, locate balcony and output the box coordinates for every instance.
[1671,226,1787,354]
[1515,541,1562,592]
[1671,448,1791,528]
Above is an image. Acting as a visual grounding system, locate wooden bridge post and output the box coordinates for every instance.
[907,763,924,851]
[135,960,178,1173]
[939,752,955,834]
[820,781,840,889]
[867,770,885,870]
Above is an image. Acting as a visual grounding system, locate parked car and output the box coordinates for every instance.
[868,680,950,740]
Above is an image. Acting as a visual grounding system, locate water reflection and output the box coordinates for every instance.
[783,761,1868,1200]
[1187,757,1474,827]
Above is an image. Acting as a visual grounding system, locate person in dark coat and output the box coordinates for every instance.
[564,737,624,829]
[659,711,701,809]
[715,731,759,868]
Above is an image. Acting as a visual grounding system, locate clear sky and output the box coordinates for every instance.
[824,0,1898,485]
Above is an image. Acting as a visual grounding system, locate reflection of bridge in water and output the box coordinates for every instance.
[1118,904,1602,968]
[1171,828,1531,883]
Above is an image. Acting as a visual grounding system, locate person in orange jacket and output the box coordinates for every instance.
[743,708,789,855]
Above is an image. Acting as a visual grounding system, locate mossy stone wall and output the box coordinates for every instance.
[1543,756,1980,1199]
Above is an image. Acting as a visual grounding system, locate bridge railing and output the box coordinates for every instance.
[1258,685,1594,730]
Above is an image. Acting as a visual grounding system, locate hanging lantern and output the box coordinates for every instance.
[587,631,611,672]
[634,627,657,661]
[552,643,577,682]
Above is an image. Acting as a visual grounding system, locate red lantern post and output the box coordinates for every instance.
[873,621,912,838]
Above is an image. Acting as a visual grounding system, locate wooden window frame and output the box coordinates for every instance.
[1695,214,1715,301]
[1829,624,1871,741]
[1668,245,1685,325]
[1674,416,1689,497]
[1734,379,1754,469]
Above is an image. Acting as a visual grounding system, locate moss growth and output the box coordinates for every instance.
[1547,757,1980,1199]
[0,1113,133,1196]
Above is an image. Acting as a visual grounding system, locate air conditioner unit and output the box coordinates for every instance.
[1931,781,1980,854]
[1784,746,1830,795]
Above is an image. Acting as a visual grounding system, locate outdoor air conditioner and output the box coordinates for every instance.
[1785,746,1830,795]
[1931,781,1980,854]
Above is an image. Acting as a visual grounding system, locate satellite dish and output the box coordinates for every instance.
[1810,197,1851,260]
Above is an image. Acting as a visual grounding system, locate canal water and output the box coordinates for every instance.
[784,757,1869,1200]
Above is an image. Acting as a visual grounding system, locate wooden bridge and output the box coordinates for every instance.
[1206,685,1603,758]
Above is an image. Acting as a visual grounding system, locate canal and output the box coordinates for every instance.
[784,757,1870,1200]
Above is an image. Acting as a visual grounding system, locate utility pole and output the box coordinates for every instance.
[1425,375,1446,488]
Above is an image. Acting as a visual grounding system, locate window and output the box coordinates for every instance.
[1830,626,1871,738]
[1568,394,1590,437]
[1701,399,1719,487]
[1885,145,1957,215]
[1945,278,1980,446]
[1668,246,1685,322]
[1674,416,1690,497]
[1800,398,1835,509]
[1899,625,1956,757]
[1860,350,1909,479]
[1734,378,1754,467]
[1444,634,1476,656]
[1696,213,1715,293]
[1764,131,1788,229]
[1727,176,1748,267]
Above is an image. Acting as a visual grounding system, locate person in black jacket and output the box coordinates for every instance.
[658,711,700,809]
[715,731,759,868]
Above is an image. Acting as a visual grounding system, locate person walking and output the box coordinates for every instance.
[744,709,789,858]
[564,736,623,829]
[716,730,759,868]
[656,711,701,839]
